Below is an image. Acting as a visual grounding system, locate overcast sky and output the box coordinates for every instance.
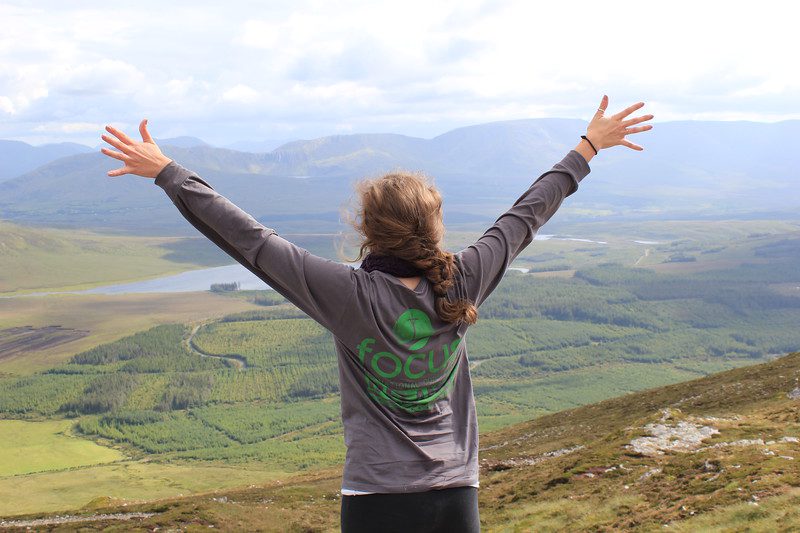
[1,0,797,146]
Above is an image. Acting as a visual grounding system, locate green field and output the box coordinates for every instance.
[0,460,288,516]
[0,419,125,476]
[0,220,236,296]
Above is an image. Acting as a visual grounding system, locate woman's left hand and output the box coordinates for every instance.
[101,119,173,178]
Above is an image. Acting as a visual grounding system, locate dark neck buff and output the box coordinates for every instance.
[359,252,425,277]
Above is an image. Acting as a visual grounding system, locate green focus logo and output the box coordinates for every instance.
[393,308,434,351]
[356,307,461,413]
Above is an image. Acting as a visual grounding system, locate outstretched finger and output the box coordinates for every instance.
[593,94,609,120]
[107,165,132,177]
[624,124,653,135]
[105,124,136,145]
[621,114,654,128]
[101,133,134,154]
[621,139,643,151]
[100,147,129,162]
[139,119,154,143]
[612,102,645,121]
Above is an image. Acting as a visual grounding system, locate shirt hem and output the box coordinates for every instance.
[341,480,479,496]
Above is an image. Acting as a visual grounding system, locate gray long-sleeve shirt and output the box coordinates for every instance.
[153,149,591,494]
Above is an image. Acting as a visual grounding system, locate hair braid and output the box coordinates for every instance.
[411,240,477,325]
[345,169,478,325]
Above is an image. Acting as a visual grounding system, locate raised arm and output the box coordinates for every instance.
[455,150,590,307]
[100,120,357,335]
[455,95,653,307]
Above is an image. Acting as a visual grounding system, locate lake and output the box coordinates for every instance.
[3,233,613,297]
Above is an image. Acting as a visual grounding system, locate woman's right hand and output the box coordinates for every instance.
[586,95,654,151]
[101,119,173,179]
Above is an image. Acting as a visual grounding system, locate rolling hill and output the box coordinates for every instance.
[0,140,93,182]
[1,349,797,531]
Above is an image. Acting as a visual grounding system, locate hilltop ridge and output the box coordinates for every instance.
[1,118,798,234]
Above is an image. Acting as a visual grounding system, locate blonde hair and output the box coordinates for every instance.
[343,170,477,325]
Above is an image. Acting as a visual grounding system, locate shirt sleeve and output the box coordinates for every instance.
[455,149,591,307]
[153,161,357,335]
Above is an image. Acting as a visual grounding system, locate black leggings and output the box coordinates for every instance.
[340,485,480,532]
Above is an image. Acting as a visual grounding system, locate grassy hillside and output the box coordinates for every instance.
[474,352,800,530]
[0,220,232,296]
[2,350,797,531]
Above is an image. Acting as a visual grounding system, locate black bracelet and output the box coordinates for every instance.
[580,135,598,155]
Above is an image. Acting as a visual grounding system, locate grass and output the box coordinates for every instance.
[476,361,710,416]
[0,220,232,296]
[471,351,800,531]
[0,419,125,476]
[3,351,796,529]
[669,487,800,532]
[0,460,290,517]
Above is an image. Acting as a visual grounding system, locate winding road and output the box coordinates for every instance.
[634,247,652,266]
[184,321,249,370]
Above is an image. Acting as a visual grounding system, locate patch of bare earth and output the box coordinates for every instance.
[0,325,89,361]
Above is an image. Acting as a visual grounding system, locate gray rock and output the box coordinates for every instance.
[627,421,719,456]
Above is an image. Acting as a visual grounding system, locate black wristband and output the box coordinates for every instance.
[580,135,598,155]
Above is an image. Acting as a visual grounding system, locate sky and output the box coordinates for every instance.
[1,0,797,146]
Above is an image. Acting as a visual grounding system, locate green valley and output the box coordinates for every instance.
[0,218,799,528]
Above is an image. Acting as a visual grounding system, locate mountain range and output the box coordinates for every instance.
[0,118,797,235]
[0,140,93,182]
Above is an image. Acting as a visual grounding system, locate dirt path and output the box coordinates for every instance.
[0,512,155,528]
[185,321,248,370]
[634,247,651,266]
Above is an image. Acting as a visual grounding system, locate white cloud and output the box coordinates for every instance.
[0,96,14,114]
[0,0,796,145]
[33,121,105,133]
[52,59,147,96]
[236,20,282,50]
[289,82,381,105]
[166,77,196,98]
[731,80,799,98]
[222,84,261,104]
[0,76,49,115]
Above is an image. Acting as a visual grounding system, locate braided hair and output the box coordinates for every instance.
[345,170,478,325]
